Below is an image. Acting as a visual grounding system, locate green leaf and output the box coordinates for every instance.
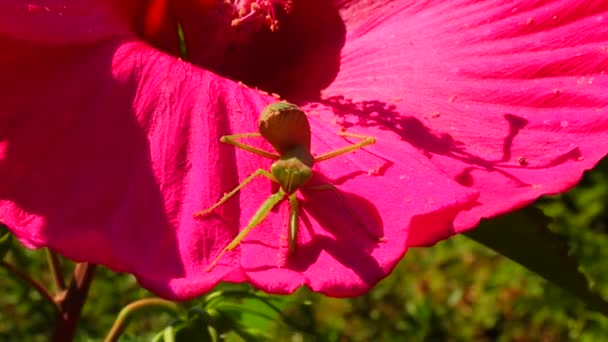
[465,207,608,316]
[0,223,12,260]
[168,310,213,342]
[239,298,279,329]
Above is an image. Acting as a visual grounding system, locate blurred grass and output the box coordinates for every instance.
[1,157,608,340]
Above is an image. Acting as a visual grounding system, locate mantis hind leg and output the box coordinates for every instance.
[307,184,386,243]
[314,132,376,162]
[193,169,276,218]
[220,133,279,160]
[205,189,286,271]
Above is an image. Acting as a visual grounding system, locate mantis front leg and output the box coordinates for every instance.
[205,188,286,271]
[314,132,376,162]
[193,169,276,218]
[220,133,280,160]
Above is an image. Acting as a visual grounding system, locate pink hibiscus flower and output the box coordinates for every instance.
[1,0,607,300]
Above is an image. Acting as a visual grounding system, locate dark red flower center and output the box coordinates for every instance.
[228,0,293,32]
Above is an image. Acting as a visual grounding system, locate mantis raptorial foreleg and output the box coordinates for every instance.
[220,133,280,160]
[287,192,299,255]
[193,169,276,218]
[205,188,286,271]
[307,184,386,243]
[314,132,376,162]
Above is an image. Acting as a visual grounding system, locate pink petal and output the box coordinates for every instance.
[324,0,608,246]
[0,1,130,43]
[0,2,460,299]
[0,2,239,298]
[0,31,476,297]
[2,0,607,299]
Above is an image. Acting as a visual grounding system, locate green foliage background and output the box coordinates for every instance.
[1,158,608,341]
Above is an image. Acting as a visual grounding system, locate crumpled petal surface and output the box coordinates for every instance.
[0,0,607,299]
[323,0,608,246]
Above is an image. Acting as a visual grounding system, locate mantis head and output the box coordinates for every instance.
[271,158,312,194]
[271,145,314,194]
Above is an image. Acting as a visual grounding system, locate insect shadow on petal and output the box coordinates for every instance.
[194,101,385,271]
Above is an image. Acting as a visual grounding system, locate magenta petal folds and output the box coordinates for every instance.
[1,1,608,299]
[324,0,608,246]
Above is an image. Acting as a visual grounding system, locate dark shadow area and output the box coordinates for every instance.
[302,173,385,241]
[240,174,385,286]
[0,38,184,279]
[319,96,582,188]
[294,174,384,285]
[184,0,346,99]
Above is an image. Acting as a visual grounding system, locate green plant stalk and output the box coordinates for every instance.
[0,260,58,311]
[104,297,180,342]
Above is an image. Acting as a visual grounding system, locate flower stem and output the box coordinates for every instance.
[0,260,58,311]
[45,248,66,293]
[52,262,97,342]
[104,298,180,342]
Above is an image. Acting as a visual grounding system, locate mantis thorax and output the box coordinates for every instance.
[271,144,314,194]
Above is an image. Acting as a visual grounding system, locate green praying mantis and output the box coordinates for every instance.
[193,101,381,271]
